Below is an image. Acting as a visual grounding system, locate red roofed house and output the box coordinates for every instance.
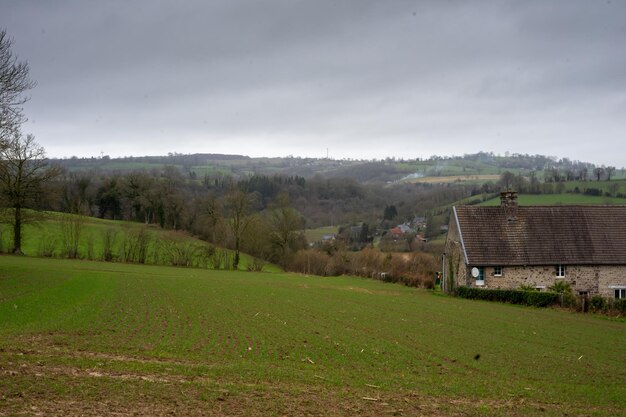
[443,191,626,299]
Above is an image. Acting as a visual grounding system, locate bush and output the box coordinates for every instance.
[119,227,152,263]
[518,284,538,291]
[456,286,559,307]
[590,295,605,312]
[548,281,576,307]
[325,252,350,276]
[37,231,57,257]
[583,188,602,196]
[102,228,117,262]
[286,248,438,288]
[289,249,330,275]
[608,298,626,314]
[158,237,200,267]
[247,257,265,272]
[211,248,234,270]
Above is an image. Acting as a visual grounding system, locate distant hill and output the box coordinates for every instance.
[51,151,623,185]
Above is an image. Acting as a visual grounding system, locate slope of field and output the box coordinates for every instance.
[403,174,500,184]
[478,193,626,206]
[0,211,276,272]
[304,226,339,242]
[1,257,624,416]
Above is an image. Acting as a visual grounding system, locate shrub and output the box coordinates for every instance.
[608,298,626,314]
[60,213,84,259]
[159,237,200,267]
[325,252,349,276]
[287,248,438,288]
[456,286,559,307]
[583,187,602,196]
[590,295,605,312]
[518,284,538,291]
[85,233,95,260]
[195,244,216,269]
[247,257,265,272]
[350,247,384,277]
[102,228,117,262]
[37,232,57,257]
[211,248,234,270]
[548,281,576,307]
[290,249,330,275]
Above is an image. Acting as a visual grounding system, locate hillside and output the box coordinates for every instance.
[1,256,624,416]
[478,193,626,206]
[0,211,275,272]
[51,152,625,185]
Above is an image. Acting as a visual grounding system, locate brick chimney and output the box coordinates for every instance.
[500,190,518,221]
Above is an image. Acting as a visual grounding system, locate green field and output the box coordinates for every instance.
[479,193,626,206]
[0,212,276,272]
[1,256,624,416]
[304,226,339,242]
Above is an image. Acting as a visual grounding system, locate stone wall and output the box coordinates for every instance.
[443,214,467,292]
[462,264,626,298]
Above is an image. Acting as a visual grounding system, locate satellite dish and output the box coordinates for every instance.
[471,267,480,278]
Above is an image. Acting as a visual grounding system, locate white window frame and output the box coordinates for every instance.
[493,266,502,277]
[555,264,566,278]
[609,286,626,299]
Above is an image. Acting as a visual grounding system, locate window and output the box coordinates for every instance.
[555,265,565,278]
[472,266,485,285]
[477,267,484,280]
[615,289,626,299]
[493,266,502,276]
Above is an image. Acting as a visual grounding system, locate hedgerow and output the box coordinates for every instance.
[455,286,559,307]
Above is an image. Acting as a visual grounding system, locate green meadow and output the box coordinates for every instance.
[1,256,624,416]
[304,225,339,243]
[0,211,277,272]
[479,193,626,206]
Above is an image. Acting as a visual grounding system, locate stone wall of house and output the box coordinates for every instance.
[464,264,626,298]
[443,214,468,292]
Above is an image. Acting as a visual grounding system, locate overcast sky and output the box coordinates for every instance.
[2,0,625,166]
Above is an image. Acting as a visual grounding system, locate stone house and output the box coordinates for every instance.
[443,191,626,299]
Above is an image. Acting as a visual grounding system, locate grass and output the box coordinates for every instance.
[304,226,339,242]
[403,174,501,184]
[0,211,278,272]
[1,256,624,416]
[479,193,626,206]
[560,179,626,195]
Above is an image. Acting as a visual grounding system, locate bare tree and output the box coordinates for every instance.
[593,167,605,182]
[223,190,256,269]
[60,212,85,259]
[605,166,616,181]
[267,193,306,267]
[0,132,59,254]
[0,28,36,146]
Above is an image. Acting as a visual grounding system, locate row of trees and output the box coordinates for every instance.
[543,165,617,182]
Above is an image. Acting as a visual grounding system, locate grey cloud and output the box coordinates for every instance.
[1,0,625,165]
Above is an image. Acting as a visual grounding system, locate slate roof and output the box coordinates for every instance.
[453,205,626,266]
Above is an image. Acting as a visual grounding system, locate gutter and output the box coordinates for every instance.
[453,206,469,265]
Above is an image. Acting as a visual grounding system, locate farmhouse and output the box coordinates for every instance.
[443,191,626,299]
